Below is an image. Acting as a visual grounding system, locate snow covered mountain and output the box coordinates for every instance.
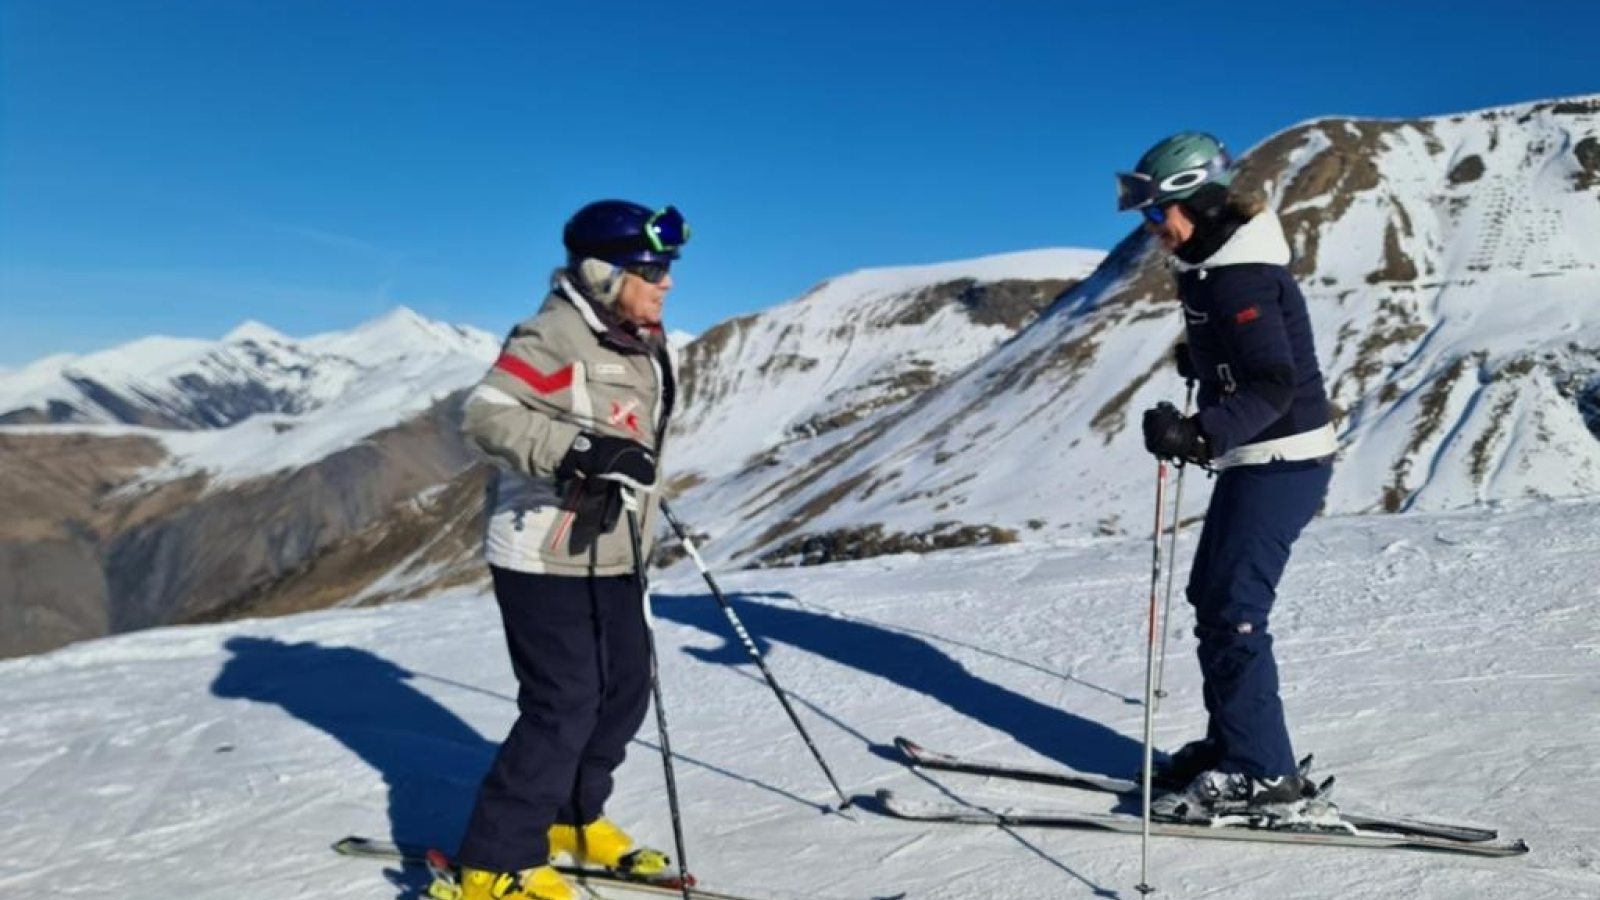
[0,261,1089,659]
[6,93,1599,660]
[0,309,501,659]
[668,95,1600,569]
[0,307,497,431]
[670,249,1104,482]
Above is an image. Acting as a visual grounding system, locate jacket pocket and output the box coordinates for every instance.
[583,365,654,445]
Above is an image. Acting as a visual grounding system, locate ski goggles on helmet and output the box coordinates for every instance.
[624,261,672,285]
[643,206,690,254]
[1116,152,1233,211]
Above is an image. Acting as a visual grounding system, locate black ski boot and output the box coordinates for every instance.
[1151,739,1222,789]
[1152,769,1314,822]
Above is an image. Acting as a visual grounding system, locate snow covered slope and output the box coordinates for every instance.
[670,249,1104,479]
[1,498,1594,900]
[670,95,1600,568]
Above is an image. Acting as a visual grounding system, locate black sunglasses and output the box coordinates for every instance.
[624,262,671,284]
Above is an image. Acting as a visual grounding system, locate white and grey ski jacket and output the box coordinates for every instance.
[461,276,676,576]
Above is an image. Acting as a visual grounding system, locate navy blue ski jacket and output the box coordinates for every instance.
[1175,212,1333,458]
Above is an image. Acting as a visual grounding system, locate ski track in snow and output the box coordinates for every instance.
[1,499,1598,899]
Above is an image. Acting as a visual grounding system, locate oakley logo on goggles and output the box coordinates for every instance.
[644,206,690,253]
[1116,152,1233,211]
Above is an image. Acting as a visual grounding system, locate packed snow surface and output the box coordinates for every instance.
[2,498,1596,899]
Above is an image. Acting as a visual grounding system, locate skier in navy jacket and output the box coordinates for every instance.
[1118,133,1337,820]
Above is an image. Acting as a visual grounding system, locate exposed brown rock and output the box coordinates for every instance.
[885,278,1078,331]
[0,431,169,542]
[0,391,483,658]
[1367,215,1420,285]
[1573,137,1600,191]
[757,353,819,378]
[1235,119,1419,276]
[753,521,1019,568]
[675,313,757,412]
[1383,355,1475,511]
[1448,154,1486,185]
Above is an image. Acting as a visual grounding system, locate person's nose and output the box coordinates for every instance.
[658,272,674,292]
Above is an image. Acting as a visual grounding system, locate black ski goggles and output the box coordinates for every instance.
[624,261,672,285]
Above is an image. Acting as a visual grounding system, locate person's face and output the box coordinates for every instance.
[1143,202,1195,254]
[616,265,672,327]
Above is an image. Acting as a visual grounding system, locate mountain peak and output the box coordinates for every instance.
[223,320,290,345]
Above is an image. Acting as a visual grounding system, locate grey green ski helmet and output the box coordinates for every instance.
[1116,132,1234,211]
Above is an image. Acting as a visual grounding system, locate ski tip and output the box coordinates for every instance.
[892,736,920,756]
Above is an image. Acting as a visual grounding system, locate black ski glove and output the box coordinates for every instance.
[557,433,657,491]
[565,481,626,555]
[1174,342,1197,382]
[1142,402,1209,465]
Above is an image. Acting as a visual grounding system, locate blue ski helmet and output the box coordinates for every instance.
[562,200,690,265]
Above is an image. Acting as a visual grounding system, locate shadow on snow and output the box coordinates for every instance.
[652,590,1144,778]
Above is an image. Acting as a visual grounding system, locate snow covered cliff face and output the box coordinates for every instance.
[669,95,1600,568]
[663,251,1103,563]
[668,250,1105,479]
[1243,96,1600,513]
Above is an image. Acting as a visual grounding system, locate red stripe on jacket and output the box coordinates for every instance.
[495,353,574,395]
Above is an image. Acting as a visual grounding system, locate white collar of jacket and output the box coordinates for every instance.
[1170,210,1292,273]
[557,276,669,353]
[558,276,610,334]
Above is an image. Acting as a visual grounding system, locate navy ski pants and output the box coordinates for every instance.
[457,567,652,873]
[1186,457,1332,779]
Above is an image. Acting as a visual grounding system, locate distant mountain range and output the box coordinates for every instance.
[0,308,497,432]
[3,93,1597,659]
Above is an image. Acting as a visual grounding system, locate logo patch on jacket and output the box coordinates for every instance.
[593,363,627,376]
[610,398,643,437]
[1234,306,1261,325]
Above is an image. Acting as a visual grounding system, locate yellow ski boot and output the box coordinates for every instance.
[548,818,670,877]
[432,866,578,900]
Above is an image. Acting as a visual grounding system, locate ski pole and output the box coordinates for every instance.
[1138,459,1169,898]
[658,499,853,810]
[1152,380,1195,710]
[624,496,693,900]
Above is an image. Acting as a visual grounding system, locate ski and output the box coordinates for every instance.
[893,736,1501,844]
[332,836,903,900]
[875,790,1529,857]
[894,736,1138,793]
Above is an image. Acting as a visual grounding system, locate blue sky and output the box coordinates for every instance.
[2,1,1596,365]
